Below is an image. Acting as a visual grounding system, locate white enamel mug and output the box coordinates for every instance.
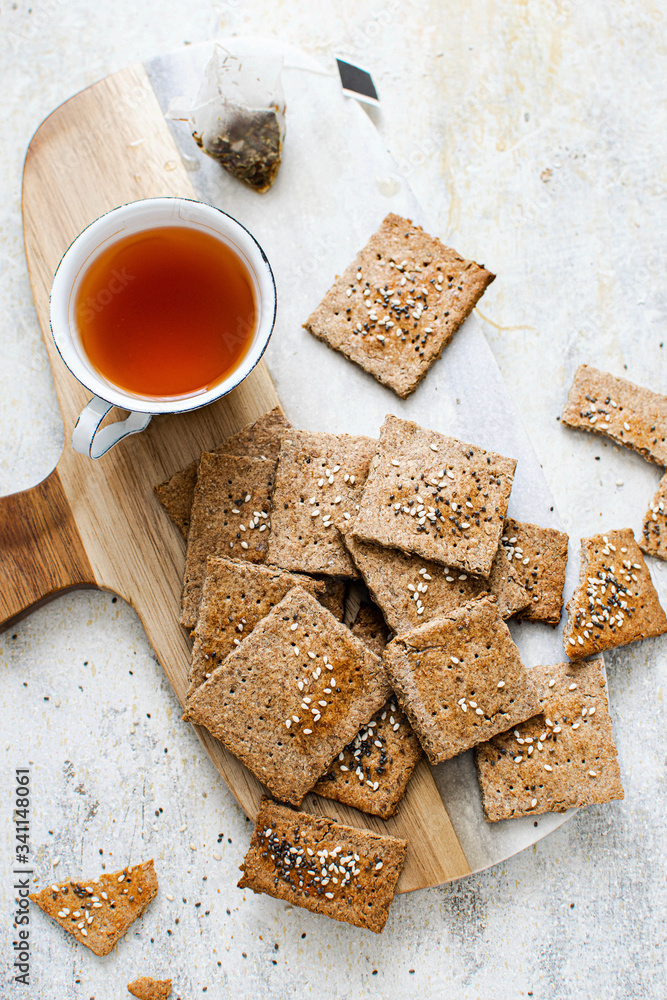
[49,197,277,459]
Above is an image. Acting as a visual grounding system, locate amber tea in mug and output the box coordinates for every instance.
[74,225,257,398]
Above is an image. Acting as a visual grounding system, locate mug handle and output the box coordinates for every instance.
[71,396,152,459]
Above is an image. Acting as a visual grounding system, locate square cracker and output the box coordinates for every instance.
[127,978,172,1000]
[304,213,495,399]
[563,528,667,660]
[311,694,422,819]
[238,798,407,933]
[267,431,377,577]
[352,415,517,577]
[474,659,624,822]
[184,587,391,806]
[153,407,291,537]
[561,364,667,466]
[501,518,569,625]
[382,596,540,764]
[29,860,158,957]
[342,526,527,632]
[180,453,275,629]
[640,474,667,561]
[188,558,324,695]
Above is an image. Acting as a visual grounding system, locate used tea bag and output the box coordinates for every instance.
[178,46,286,193]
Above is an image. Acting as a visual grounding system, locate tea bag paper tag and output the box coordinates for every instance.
[335,58,380,107]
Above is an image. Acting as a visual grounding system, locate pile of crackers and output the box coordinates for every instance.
[29,219,667,947]
[151,367,667,930]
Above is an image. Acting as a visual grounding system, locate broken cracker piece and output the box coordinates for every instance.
[188,557,324,694]
[561,364,667,466]
[352,415,516,577]
[563,528,667,659]
[312,694,422,819]
[184,587,391,806]
[268,431,377,577]
[127,977,172,1000]
[640,474,667,561]
[238,798,407,932]
[383,596,540,764]
[304,213,494,399]
[30,859,158,957]
[474,659,624,821]
[180,453,275,629]
[154,406,291,537]
[501,518,569,625]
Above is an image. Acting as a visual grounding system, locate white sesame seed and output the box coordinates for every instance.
[303,728,313,734]
[588,770,597,777]
[497,680,505,688]
[531,798,538,808]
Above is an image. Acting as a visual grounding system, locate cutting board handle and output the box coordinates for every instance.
[0,468,94,630]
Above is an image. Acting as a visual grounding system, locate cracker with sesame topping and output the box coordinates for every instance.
[640,473,667,561]
[188,558,325,695]
[561,364,667,466]
[312,696,422,819]
[29,860,158,957]
[238,798,407,933]
[563,528,667,660]
[267,431,377,577]
[501,518,569,625]
[351,416,517,577]
[184,587,391,806]
[474,659,624,822]
[350,601,390,657]
[342,526,527,632]
[154,407,291,538]
[180,453,276,629]
[127,977,172,1000]
[304,213,495,399]
[383,596,540,764]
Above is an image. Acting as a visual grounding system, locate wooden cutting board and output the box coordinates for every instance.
[1,61,471,892]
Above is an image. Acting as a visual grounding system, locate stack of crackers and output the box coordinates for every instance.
[148,226,665,932]
[153,392,623,930]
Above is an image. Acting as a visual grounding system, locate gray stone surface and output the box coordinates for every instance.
[1,2,666,999]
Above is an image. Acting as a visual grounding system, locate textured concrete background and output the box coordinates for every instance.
[1,2,666,998]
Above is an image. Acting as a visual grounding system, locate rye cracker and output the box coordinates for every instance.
[383,596,540,764]
[238,798,407,933]
[342,526,526,632]
[640,474,667,561]
[127,978,172,1000]
[351,416,517,577]
[154,407,291,537]
[180,453,275,629]
[304,213,495,399]
[475,659,624,821]
[267,431,377,577]
[184,588,391,806]
[561,364,667,466]
[30,860,158,957]
[312,694,422,818]
[563,528,667,659]
[188,558,324,694]
[501,518,569,625]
